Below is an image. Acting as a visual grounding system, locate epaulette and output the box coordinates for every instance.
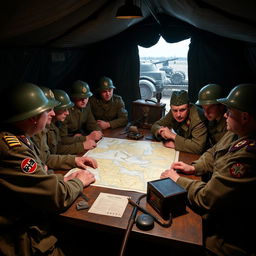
[3,135,22,148]
[245,140,256,153]
[229,139,250,152]
[17,135,33,150]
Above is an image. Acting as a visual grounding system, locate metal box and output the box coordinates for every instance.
[131,99,166,128]
[147,178,187,219]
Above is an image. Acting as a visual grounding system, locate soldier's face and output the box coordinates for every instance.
[46,109,55,125]
[101,89,113,101]
[74,98,88,108]
[34,110,52,134]
[202,104,223,121]
[55,109,69,122]
[171,104,189,123]
[224,108,243,133]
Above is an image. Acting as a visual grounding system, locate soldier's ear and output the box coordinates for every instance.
[241,112,249,122]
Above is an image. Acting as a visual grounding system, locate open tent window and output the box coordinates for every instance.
[138,37,190,104]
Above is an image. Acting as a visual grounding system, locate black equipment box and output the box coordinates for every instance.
[131,99,166,129]
[147,178,187,219]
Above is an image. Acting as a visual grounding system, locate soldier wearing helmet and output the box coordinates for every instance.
[32,87,97,170]
[151,90,207,154]
[196,83,227,147]
[89,76,128,130]
[161,84,256,256]
[48,89,97,154]
[0,83,96,256]
[59,80,103,144]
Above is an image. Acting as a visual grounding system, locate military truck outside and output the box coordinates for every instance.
[139,62,169,100]
[139,61,188,100]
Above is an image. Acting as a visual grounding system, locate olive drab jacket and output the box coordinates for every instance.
[207,115,227,148]
[59,103,100,144]
[89,94,128,128]
[0,130,83,256]
[32,128,76,170]
[47,122,85,155]
[177,131,256,255]
[151,104,207,154]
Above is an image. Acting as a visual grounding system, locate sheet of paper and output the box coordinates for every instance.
[88,192,129,218]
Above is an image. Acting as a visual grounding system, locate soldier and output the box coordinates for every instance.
[0,82,95,255]
[32,87,97,171]
[197,83,227,147]
[90,76,128,130]
[151,90,207,154]
[47,89,96,155]
[59,80,103,143]
[161,84,256,256]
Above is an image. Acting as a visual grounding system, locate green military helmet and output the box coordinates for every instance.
[40,86,60,106]
[170,90,189,106]
[70,80,93,99]
[2,82,58,123]
[196,83,223,105]
[217,83,256,115]
[53,89,74,111]
[98,76,116,92]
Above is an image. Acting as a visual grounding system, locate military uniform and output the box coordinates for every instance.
[177,131,256,255]
[207,115,227,147]
[196,83,227,148]
[90,94,128,128]
[59,103,100,144]
[46,121,85,155]
[32,128,76,170]
[151,104,207,154]
[0,129,83,256]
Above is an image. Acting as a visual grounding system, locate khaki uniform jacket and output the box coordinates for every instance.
[32,128,76,170]
[90,94,128,128]
[207,115,227,147]
[151,104,207,154]
[47,122,84,155]
[177,131,256,255]
[59,104,100,144]
[0,130,83,256]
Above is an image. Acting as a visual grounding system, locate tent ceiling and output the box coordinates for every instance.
[0,0,255,47]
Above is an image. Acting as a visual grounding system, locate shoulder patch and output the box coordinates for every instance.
[21,158,37,174]
[246,140,256,152]
[229,139,250,152]
[230,163,246,178]
[3,135,22,148]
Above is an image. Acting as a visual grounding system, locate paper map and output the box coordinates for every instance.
[67,137,179,193]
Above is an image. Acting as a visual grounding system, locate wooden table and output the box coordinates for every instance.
[58,128,203,255]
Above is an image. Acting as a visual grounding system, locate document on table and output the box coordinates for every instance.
[88,192,129,218]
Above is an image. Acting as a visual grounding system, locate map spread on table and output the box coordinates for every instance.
[66,137,179,193]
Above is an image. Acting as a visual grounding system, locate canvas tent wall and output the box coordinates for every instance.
[0,0,256,113]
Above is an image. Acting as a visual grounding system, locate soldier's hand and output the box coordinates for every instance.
[75,156,98,169]
[97,120,110,130]
[65,169,95,187]
[83,139,97,150]
[74,133,83,137]
[87,130,103,141]
[171,161,195,174]
[77,170,95,187]
[163,140,175,148]
[159,127,173,140]
[160,168,180,182]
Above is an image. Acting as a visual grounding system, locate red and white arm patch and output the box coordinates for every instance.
[21,158,37,174]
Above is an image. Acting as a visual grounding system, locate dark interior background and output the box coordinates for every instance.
[1,0,256,116]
